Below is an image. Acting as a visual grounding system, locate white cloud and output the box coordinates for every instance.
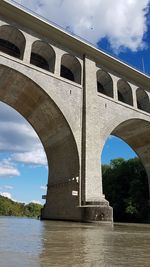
[31,200,42,204]
[0,192,12,199]
[15,0,150,52]
[0,102,43,152]
[0,192,42,204]
[12,149,47,166]
[0,120,41,153]
[0,191,16,201]
[40,185,47,190]
[0,102,47,167]
[0,159,20,177]
[0,192,17,202]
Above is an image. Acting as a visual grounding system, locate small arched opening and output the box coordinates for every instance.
[60,54,81,84]
[0,25,26,59]
[97,70,113,98]
[136,88,150,113]
[30,40,55,72]
[117,79,133,106]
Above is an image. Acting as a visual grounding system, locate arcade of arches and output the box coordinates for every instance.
[0,24,149,114]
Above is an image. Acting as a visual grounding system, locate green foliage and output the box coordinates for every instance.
[0,195,42,218]
[102,157,149,222]
[25,203,42,217]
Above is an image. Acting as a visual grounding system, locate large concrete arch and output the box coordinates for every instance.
[101,118,150,200]
[0,64,81,220]
[112,119,150,196]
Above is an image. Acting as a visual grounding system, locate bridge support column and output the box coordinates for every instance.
[41,179,83,221]
[41,133,83,222]
[80,56,113,222]
[23,35,32,64]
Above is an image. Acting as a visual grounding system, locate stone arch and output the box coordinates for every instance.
[106,119,150,196]
[60,54,81,84]
[30,40,55,72]
[136,88,150,113]
[117,79,133,106]
[97,69,113,98]
[0,24,26,59]
[101,118,150,220]
[0,64,80,219]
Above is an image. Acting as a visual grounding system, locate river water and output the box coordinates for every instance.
[0,217,150,267]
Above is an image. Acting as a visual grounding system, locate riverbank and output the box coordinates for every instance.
[0,195,42,218]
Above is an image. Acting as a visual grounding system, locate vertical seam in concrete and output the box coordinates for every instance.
[80,54,86,206]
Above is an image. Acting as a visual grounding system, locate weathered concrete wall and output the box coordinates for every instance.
[42,180,82,221]
[0,1,150,222]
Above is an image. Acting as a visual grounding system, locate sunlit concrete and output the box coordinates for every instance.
[0,0,150,222]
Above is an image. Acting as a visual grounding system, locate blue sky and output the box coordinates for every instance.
[0,0,150,204]
[0,103,48,204]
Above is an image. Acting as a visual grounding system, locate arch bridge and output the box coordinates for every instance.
[0,0,150,222]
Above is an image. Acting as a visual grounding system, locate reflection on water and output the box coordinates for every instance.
[0,217,150,267]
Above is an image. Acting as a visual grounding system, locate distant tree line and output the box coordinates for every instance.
[0,195,42,218]
[102,157,150,222]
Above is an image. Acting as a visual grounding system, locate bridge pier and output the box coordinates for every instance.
[41,203,112,223]
[41,179,82,221]
[41,179,113,223]
[41,56,113,223]
[80,202,113,223]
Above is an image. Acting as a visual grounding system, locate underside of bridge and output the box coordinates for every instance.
[112,119,150,198]
[0,64,84,221]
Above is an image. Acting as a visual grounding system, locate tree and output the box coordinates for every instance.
[0,195,43,218]
[102,157,149,222]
